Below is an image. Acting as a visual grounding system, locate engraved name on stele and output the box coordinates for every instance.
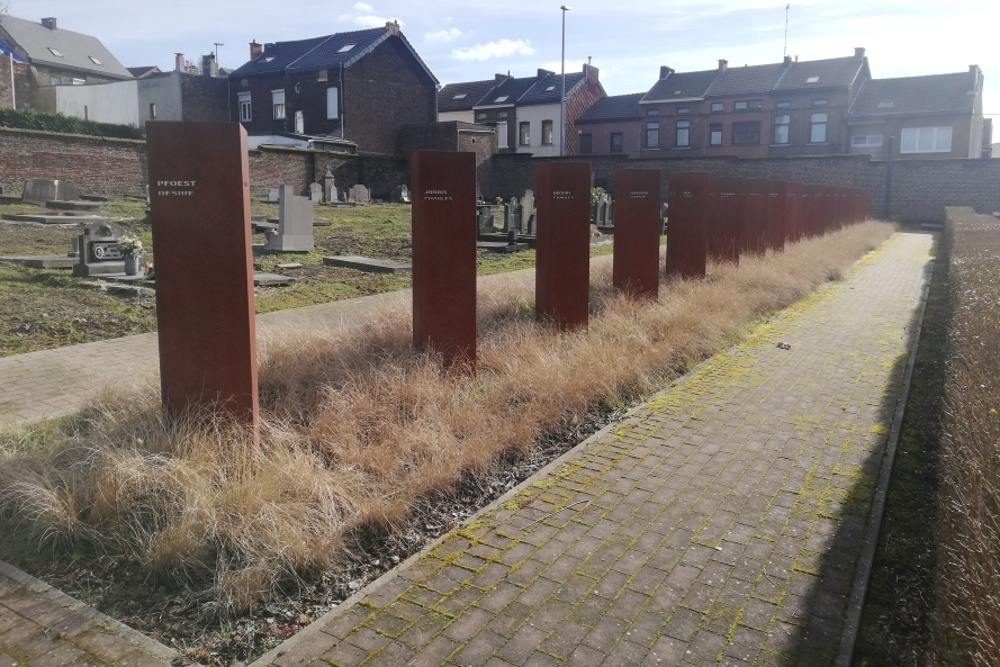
[424,189,453,202]
[157,180,196,197]
[553,190,573,200]
[631,191,648,199]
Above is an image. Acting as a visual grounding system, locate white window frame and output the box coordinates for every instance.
[272,89,286,120]
[810,113,828,143]
[709,123,723,146]
[675,120,690,147]
[542,120,554,146]
[518,121,530,146]
[852,135,883,147]
[645,121,660,148]
[326,87,339,120]
[773,114,790,145]
[497,121,508,147]
[900,126,952,154]
[238,91,252,122]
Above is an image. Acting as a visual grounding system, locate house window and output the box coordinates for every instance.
[610,132,623,153]
[452,93,466,99]
[773,114,790,144]
[542,120,554,145]
[494,95,509,103]
[810,113,828,142]
[149,103,157,119]
[711,102,724,113]
[709,123,723,145]
[645,122,660,148]
[497,121,508,147]
[775,101,791,108]
[272,89,286,120]
[677,107,690,114]
[812,99,828,106]
[579,133,592,154]
[295,110,304,134]
[852,134,883,147]
[238,92,252,122]
[326,87,339,119]
[337,44,356,53]
[476,112,487,120]
[519,122,530,146]
[733,121,761,145]
[49,76,61,85]
[647,109,660,116]
[48,47,63,57]
[318,70,328,82]
[901,126,952,153]
[676,120,690,147]
[734,100,761,110]
[70,78,85,85]
[88,56,102,65]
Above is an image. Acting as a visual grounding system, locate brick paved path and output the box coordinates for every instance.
[250,232,934,667]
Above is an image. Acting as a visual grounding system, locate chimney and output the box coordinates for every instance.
[386,20,400,36]
[174,53,185,72]
[659,65,674,80]
[583,63,599,79]
[201,53,218,78]
[40,17,57,30]
[783,55,792,65]
[970,64,980,75]
[537,68,554,77]
[495,73,509,84]
[250,41,263,60]
[718,59,728,73]
[854,47,865,58]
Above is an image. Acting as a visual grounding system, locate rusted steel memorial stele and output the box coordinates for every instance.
[411,151,477,371]
[535,162,592,330]
[666,172,710,279]
[146,121,259,427]
[612,168,662,299]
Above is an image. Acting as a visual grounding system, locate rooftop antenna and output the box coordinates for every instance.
[783,4,790,59]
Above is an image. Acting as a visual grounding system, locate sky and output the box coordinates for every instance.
[10,1,1000,123]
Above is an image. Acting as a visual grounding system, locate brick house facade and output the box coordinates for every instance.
[228,23,438,156]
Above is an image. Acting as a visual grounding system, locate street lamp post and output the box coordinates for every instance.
[560,5,570,156]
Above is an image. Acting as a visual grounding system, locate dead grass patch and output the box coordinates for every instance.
[0,221,893,611]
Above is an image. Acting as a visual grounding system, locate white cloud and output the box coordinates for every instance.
[453,39,535,62]
[353,15,403,28]
[353,2,373,10]
[426,28,461,42]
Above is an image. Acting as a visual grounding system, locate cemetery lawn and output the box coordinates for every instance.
[0,200,612,355]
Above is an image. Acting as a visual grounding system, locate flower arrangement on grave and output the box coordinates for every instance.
[117,233,144,258]
[143,262,155,280]
[591,186,608,205]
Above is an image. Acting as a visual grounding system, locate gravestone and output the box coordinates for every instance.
[309,182,323,204]
[521,189,535,233]
[348,184,371,205]
[146,121,258,427]
[708,176,741,264]
[267,187,280,203]
[411,151,477,371]
[391,185,411,203]
[665,172,710,279]
[22,179,80,206]
[264,185,315,252]
[503,197,521,234]
[323,167,337,204]
[72,223,126,277]
[535,162,592,330]
[612,169,661,298]
[477,205,496,235]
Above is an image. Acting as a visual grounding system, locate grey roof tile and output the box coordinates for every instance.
[773,55,866,90]
[518,71,586,105]
[0,14,131,79]
[851,71,978,116]
[438,79,499,112]
[642,69,718,102]
[578,93,644,122]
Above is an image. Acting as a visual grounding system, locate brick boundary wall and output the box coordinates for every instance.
[0,127,997,220]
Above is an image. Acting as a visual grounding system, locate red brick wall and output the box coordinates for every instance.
[0,56,12,109]
[564,72,606,155]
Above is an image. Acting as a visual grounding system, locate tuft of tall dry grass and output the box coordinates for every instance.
[0,220,893,610]
[934,209,1000,665]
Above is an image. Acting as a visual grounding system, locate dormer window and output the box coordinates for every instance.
[88,56,102,65]
[337,44,356,53]
[806,76,820,83]
[48,47,63,57]
[877,100,893,109]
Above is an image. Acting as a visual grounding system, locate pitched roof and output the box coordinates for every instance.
[642,69,718,103]
[850,71,978,116]
[577,93,644,122]
[473,74,538,108]
[128,66,161,79]
[706,62,788,97]
[229,26,437,83]
[0,14,131,79]
[438,78,498,112]
[518,71,587,105]
[773,55,866,91]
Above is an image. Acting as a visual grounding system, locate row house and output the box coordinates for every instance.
[229,22,438,154]
[848,66,987,159]
[578,49,870,159]
[438,64,605,156]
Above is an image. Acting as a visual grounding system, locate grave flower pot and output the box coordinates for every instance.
[124,255,139,276]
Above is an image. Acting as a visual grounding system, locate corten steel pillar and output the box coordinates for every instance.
[411,151,478,370]
[146,121,258,427]
[785,182,803,243]
[739,178,769,255]
[535,162,592,329]
[800,186,816,238]
[612,168,662,299]
[764,180,786,253]
[665,172,710,279]
[708,176,740,264]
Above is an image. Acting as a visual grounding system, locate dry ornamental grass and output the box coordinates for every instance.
[0,220,893,612]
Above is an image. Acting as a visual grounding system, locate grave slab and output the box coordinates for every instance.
[476,241,530,253]
[535,162,592,330]
[254,272,293,286]
[45,199,102,212]
[146,121,258,427]
[2,213,109,225]
[411,151,477,370]
[0,255,77,269]
[323,255,412,273]
[22,179,80,205]
[612,168,662,299]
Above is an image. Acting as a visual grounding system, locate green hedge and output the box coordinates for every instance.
[0,108,143,139]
